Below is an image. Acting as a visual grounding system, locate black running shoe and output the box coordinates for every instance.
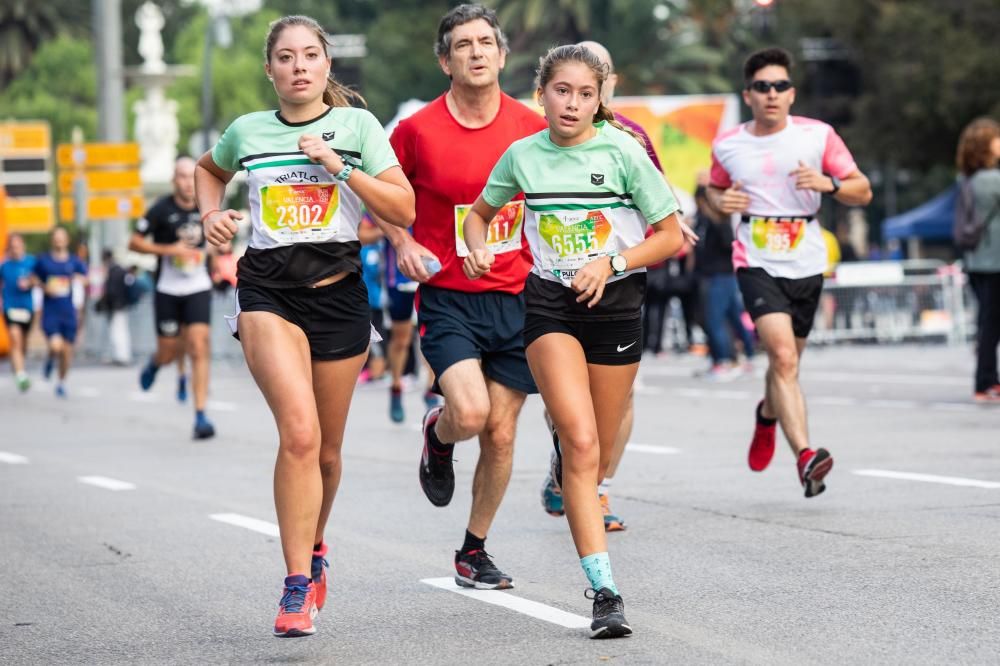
[418,405,454,507]
[454,549,514,590]
[544,410,562,490]
[586,588,632,639]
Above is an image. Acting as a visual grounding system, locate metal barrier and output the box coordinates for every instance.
[810,260,973,345]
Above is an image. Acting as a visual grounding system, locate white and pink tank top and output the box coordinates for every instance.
[709,116,857,279]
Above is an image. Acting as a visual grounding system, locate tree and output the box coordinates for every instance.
[0,0,86,87]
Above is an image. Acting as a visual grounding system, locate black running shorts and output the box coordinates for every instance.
[523,314,642,366]
[417,285,537,395]
[154,289,212,337]
[736,267,824,339]
[234,274,371,361]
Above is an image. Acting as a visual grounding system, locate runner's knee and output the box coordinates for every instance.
[278,421,321,460]
[769,345,799,378]
[446,400,490,438]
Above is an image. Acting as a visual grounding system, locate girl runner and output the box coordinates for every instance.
[463,44,684,638]
[194,15,414,637]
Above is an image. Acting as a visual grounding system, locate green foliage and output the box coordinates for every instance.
[0,36,97,142]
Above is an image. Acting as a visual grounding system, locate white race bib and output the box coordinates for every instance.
[455,201,524,257]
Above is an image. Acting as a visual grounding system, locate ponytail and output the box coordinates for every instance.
[596,102,645,148]
[323,73,366,109]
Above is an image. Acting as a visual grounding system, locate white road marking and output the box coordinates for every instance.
[128,392,160,403]
[77,476,136,491]
[420,578,590,629]
[928,403,981,413]
[641,365,969,386]
[853,469,1000,489]
[78,386,101,398]
[627,443,681,455]
[0,452,29,464]
[207,400,238,412]
[209,513,280,537]
[867,399,920,410]
[633,384,664,395]
[811,396,859,406]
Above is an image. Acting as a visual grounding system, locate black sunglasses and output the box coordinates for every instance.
[747,79,793,93]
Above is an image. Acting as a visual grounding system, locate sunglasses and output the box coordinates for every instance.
[747,79,793,93]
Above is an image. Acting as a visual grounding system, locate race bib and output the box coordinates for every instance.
[46,275,72,298]
[747,215,809,261]
[259,183,339,243]
[455,201,524,257]
[170,249,205,274]
[537,209,615,283]
[6,308,31,324]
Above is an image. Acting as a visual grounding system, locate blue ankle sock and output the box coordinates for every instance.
[195,410,208,424]
[580,551,618,595]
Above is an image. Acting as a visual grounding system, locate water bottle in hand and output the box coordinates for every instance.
[421,256,441,277]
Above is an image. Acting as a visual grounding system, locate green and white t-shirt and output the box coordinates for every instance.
[481,122,680,319]
[212,106,398,287]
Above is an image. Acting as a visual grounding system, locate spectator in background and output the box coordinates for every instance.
[359,215,387,384]
[956,117,1000,403]
[1,233,37,392]
[96,249,132,365]
[211,240,239,291]
[694,184,755,379]
[835,220,859,262]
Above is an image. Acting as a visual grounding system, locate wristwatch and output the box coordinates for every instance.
[610,253,628,276]
[334,164,354,182]
[828,175,841,195]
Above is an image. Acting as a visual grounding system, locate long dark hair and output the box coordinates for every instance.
[264,15,365,109]
[534,44,644,147]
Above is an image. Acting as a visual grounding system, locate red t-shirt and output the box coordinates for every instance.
[390,93,547,294]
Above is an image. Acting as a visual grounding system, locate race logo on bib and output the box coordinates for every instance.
[749,216,807,256]
[538,209,612,257]
[454,201,524,257]
[260,184,338,233]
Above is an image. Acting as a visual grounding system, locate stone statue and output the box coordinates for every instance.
[134,87,179,184]
[136,1,166,73]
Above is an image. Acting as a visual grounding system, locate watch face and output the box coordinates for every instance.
[611,255,627,273]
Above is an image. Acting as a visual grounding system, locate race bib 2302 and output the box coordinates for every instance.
[259,184,339,243]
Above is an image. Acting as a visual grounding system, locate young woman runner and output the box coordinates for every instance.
[463,44,684,638]
[194,15,414,638]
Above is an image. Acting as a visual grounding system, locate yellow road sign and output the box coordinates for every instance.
[58,169,142,195]
[3,197,55,232]
[0,123,51,156]
[59,194,145,222]
[56,143,140,169]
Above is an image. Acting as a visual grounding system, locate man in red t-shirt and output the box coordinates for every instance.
[375,4,546,590]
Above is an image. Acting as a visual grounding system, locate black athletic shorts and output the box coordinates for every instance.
[3,308,35,333]
[154,289,212,337]
[387,286,416,323]
[234,274,371,361]
[736,267,824,339]
[523,314,643,365]
[417,285,537,395]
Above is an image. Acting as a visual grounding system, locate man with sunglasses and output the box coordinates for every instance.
[707,47,871,498]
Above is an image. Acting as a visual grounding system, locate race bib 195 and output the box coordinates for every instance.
[259,183,339,243]
[455,201,524,257]
[747,215,809,260]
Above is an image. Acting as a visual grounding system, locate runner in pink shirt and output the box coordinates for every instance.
[708,47,872,497]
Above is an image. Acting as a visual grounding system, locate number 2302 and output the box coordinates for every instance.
[275,204,325,228]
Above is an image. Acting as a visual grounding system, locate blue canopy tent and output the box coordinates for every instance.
[882,185,957,241]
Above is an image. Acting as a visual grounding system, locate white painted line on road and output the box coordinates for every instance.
[78,386,101,398]
[811,396,859,406]
[207,400,238,412]
[633,384,664,395]
[421,578,590,629]
[0,452,29,464]
[209,513,280,537]
[627,443,681,455]
[867,399,920,410]
[129,392,160,403]
[77,476,136,491]
[928,403,980,413]
[854,469,1000,489]
[642,365,969,386]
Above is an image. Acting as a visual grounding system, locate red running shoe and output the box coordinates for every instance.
[797,448,834,498]
[273,575,317,637]
[311,543,329,611]
[974,386,1000,403]
[748,401,776,472]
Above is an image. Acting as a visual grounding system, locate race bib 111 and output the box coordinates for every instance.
[455,201,524,257]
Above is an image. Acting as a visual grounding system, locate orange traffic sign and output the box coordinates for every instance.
[0,123,51,156]
[58,169,142,195]
[59,194,145,222]
[56,143,140,169]
[3,197,55,232]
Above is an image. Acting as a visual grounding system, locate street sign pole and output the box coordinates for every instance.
[92,0,127,253]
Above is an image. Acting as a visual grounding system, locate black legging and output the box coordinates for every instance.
[969,272,1000,392]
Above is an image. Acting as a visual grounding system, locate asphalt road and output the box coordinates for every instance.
[2,343,998,665]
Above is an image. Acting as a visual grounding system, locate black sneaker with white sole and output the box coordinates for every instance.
[586,587,632,639]
[418,405,454,507]
[454,549,514,590]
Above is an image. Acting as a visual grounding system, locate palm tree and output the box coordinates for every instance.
[0,0,84,88]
